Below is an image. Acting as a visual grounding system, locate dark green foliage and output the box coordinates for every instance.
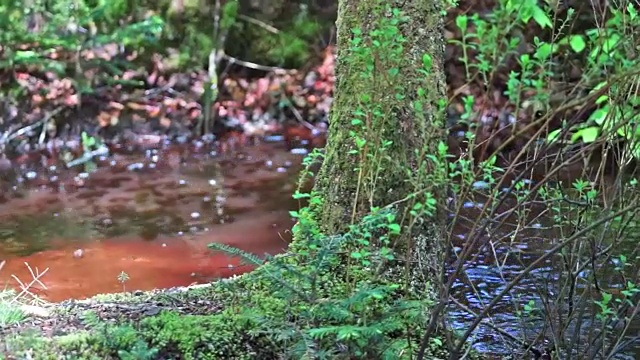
[0,0,164,98]
[3,2,450,359]
[0,0,327,100]
[204,205,444,360]
[139,310,271,360]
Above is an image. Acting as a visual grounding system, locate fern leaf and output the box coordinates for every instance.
[207,242,265,266]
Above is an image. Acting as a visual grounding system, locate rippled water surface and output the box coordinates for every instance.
[447,186,640,360]
[0,137,306,301]
[1,133,638,359]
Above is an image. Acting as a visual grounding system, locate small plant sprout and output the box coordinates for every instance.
[117,271,130,293]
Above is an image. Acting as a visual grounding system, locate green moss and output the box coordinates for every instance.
[0,0,465,356]
[0,232,463,359]
[137,310,270,360]
[3,329,107,360]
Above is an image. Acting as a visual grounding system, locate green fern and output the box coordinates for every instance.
[203,207,428,359]
[207,242,266,267]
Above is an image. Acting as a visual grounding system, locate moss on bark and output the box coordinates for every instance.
[309,0,448,284]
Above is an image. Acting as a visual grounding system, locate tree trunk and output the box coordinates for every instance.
[310,0,448,283]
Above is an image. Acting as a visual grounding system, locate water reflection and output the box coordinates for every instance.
[0,140,304,301]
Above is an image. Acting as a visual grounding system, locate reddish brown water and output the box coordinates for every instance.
[0,138,306,302]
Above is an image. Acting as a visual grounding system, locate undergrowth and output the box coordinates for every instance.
[5,1,640,360]
[2,4,454,359]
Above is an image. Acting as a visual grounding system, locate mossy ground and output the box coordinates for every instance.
[0,275,275,360]
[0,241,473,360]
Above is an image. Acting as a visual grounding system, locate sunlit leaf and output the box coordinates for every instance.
[569,35,586,53]
[546,128,562,143]
[456,15,468,32]
[633,143,640,159]
[571,126,600,143]
[588,107,609,126]
[532,6,553,28]
[595,95,609,105]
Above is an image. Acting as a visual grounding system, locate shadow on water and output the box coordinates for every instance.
[0,136,309,302]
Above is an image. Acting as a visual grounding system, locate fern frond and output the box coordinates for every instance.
[307,326,340,340]
[207,242,265,266]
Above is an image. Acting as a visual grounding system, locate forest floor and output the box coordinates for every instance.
[1,282,223,340]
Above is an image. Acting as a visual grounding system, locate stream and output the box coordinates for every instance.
[0,134,305,301]
[0,132,638,359]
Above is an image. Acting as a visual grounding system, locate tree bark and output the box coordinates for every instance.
[310,0,448,284]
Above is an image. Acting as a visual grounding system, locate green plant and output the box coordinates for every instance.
[0,293,25,328]
[0,0,164,89]
[441,1,640,358]
[117,340,159,360]
[545,5,640,164]
[74,311,160,358]
[204,4,459,359]
[139,309,273,360]
[117,271,130,293]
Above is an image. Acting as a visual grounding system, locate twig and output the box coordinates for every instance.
[451,203,640,357]
[4,106,64,143]
[449,296,545,358]
[237,14,280,34]
[65,144,110,168]
[10,262,49,305]
[221,52,293,73]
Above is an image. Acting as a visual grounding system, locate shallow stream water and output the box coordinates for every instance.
[447,184,640,359]
[0,133,638,359]
[0,135,305,301]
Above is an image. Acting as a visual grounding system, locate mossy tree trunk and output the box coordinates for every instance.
[310,0,448,283]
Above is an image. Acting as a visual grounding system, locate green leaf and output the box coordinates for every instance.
[422,54,432,71]
[13,50,38,61]
[617,124,636,139]
[388,223,401,234]
[588,107,609,126]
[534,43,553,60]
[629,3,638,20]
[292,191,310,199]
[456,15,468,32]
[532,6,553,28]
[634,143,640,159]
[595,95,608,105]
[546,128,562,143]
[569,35,586,53]
[571,126,599,143]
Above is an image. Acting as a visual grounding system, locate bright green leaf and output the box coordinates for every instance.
[588,107,608,125]
[546,128,562,143]
[595,95,609,105]
[388,223,401,234]
[569,35,586,53]
[456,15,468,32]
[422,54,432,70]
[532,6,553,28]
[534,43,553,60]
[571,126,599,143]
